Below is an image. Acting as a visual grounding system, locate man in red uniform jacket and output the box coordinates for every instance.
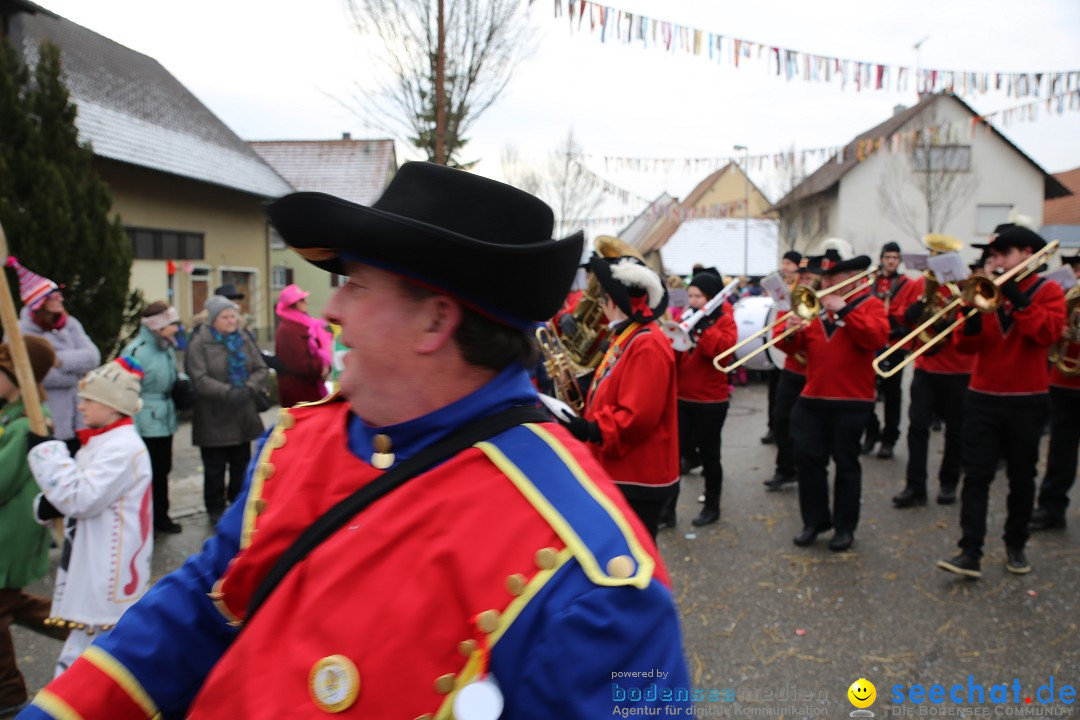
[887,245,976,508]
[563,255,678,539]
[674,271,737,527]
[775,255,889,551]
[938,225,1066,578]
[1030,252,1080,530]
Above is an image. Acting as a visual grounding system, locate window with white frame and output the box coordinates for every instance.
[912,145,972,172]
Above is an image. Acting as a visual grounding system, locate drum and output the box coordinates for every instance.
[732,296,776,372]
[764,302,789,370]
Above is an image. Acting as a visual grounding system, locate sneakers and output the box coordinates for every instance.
[1005,546,1031,574]
[937,553,982,578]
[1029,508,1066,530]
[875,442,895,460]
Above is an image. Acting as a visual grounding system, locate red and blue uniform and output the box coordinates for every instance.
[20,365,690,719]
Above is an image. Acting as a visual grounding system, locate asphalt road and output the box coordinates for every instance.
[11,380,1079,718]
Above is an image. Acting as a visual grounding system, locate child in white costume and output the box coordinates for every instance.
[27,357,153,677]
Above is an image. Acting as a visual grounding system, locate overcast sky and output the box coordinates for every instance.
[37,0,1080,221]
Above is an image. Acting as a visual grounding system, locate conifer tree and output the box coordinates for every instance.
[0,39,141,356]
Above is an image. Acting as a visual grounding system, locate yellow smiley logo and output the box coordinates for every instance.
[848,678,876,708]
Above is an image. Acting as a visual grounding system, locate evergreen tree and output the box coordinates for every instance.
[0,39,141,357]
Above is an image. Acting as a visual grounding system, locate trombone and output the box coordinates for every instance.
[873,239,1061,379]
[713,266,879,373]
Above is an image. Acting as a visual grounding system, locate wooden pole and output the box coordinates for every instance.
[434,0,446,165]
[0,222,48,435]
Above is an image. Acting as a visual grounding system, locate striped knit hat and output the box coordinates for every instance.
[5,257,59,311]
[78,356,145,417]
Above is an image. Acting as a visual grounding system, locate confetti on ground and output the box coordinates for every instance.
[795,628,807,636]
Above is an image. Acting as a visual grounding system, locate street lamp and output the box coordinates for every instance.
[734,145,749,278]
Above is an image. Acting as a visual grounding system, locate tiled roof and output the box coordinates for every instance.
[9,11,293,198]
[1044,167,1080,226]
[249,138,397,205]
[773,93,1070,210]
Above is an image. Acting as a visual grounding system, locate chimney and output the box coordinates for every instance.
[342,132,352,141]
[893,104,907,116]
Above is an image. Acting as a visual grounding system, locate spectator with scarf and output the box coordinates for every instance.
[186,296,268,524]
[274,284,332,407]
[10,258,100,455]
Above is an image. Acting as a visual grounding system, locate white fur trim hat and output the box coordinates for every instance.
[78,357,144,417]
[588,254,668,324]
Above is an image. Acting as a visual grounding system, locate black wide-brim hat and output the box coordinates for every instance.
[1060,252,1079,266]
[266,162,585,328]
[987,223,1047,253]
[821,254,872,276]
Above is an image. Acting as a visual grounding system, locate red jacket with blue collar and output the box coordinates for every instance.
[773,289,889,404]
[676,307,737,403]
[21,366,689,720]
[585,321,679,489]
[954,274,1066,397]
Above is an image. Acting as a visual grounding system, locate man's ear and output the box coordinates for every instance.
[415,295,462,354]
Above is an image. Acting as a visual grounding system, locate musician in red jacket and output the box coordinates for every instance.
[764,254,825,491]
[886,242,976,508]
[1030,252,1080,531]
[563,255,678,539]
[774,255,889,552]
[939,225,1066,578]
[674,272,737,527]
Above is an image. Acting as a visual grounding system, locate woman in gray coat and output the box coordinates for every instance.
[186,296,268,523]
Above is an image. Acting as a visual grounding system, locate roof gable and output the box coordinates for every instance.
[773,93,1070,210]
[250,138,397,206]
[10,11,293,198]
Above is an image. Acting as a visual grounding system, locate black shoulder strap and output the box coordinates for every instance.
[244,404,549,624]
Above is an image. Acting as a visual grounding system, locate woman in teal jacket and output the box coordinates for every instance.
[0,336,64,717]
[122,301,185,534]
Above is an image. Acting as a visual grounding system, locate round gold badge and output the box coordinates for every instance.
[309,654,360,713]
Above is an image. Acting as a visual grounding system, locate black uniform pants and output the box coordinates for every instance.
[865,352,906,445]
[144,435,174,525]
[765,368,780,432]
[619,484,677,541]
[958,393,1048,559]
[677,400,729,511]
[905,371,969,492]
[791,399,871,534]
[201,443,252,516]
[1036,388,1080,519]
[771,370,806,478]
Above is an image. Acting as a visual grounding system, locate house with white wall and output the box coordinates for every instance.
[773,93,1070,261]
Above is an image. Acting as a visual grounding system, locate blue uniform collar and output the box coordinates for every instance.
[347,363,538,468]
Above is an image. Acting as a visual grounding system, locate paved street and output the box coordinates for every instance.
[12,381,1080,717]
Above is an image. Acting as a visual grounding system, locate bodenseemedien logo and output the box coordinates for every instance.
[849,678,877,717]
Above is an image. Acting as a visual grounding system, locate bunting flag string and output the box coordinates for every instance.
[561,198,750,231]
[548,0,1080,101]
[584,91,1080,175]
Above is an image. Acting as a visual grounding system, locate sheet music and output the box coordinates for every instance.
[668,288,689,309]
[1042,265,1077,291]
[902,252,929,271]
[926,253,970,284]
[760,272,791,309]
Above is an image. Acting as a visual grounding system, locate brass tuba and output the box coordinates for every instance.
[1048,282,1080,376]
[555,234,645,371]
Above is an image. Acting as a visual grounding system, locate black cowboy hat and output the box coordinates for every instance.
[1060,251,1080,267]
[987,223,1047,252]
[821,254,872,276]
[265,162,584,327]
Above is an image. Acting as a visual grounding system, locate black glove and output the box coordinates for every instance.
[564,416,602,444]
[999,278,1029,310]
[36,495,63,521]
[558,313,578,337]
[962,312,983,336]
[225,386,250,405]
[903,300,927,326]
[26,431,55,451]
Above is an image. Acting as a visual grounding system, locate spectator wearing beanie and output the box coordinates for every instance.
[123,301,187,534]
[0,336,63,717]
[274,284,332,407]
[11,258,101,454]
[26,357,153,677]
[186,295,269,523]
